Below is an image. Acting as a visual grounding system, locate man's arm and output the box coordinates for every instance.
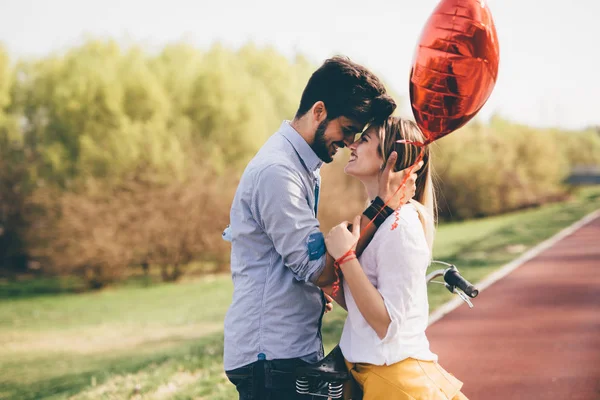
[313,253,336,286]
[255,164,328,284]
[322,282,347,311]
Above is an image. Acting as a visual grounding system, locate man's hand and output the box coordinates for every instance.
[324,293,334,313]
[378,151,424,210]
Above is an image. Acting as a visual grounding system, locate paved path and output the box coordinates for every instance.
[427,214,600,400]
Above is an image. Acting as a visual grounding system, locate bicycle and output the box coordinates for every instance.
[294,260,479,399]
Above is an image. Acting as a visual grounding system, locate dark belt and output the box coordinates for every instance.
[226,357,309,388]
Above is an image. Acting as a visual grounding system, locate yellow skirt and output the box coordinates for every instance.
[343,358,468,400]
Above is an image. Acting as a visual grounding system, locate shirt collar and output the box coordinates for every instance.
[279,121,323,173]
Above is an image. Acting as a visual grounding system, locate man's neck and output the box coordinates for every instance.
[290,117,314,146]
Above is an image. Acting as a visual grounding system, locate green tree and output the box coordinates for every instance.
[185,44,278,169]
[0,45,32,274]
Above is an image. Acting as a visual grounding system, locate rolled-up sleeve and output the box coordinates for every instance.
[253,164,326,283]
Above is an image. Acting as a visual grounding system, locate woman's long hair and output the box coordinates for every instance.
[376,117,437,252]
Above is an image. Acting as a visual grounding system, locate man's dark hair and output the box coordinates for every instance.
[295,56,396,126]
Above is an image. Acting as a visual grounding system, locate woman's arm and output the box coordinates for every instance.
[326,210,427,343]
[325,215,392,339]
[338,258,390,339]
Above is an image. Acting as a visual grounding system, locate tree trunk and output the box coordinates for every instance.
[141,261,149,276]
[160,264,169,281]
[170,264,182,281]
[160,264,182,282]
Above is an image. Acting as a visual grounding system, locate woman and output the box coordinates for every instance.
[324,117,468,399]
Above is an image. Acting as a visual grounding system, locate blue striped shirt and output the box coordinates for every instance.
[223,121,328,370]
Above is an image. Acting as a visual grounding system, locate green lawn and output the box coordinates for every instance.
[1,187,599,400]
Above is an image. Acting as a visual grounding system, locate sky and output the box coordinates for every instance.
[0,0,598,130]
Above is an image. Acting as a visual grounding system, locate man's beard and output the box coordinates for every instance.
[311,119,333,163]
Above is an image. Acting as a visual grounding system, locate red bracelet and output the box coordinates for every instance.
[334,249,357,268]
[339,254,356,267]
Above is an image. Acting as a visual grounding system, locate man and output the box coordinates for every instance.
[223,56,421,399]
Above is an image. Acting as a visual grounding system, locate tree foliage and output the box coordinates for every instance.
[1,38,599,285]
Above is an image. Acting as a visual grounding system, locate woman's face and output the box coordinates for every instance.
[344,126,383,178]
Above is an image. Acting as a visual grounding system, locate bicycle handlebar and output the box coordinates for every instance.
[427,261,479,300]
[443,268,479,298]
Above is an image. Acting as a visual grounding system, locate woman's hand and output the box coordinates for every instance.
[378,152,423,209]
[325,215,361,260]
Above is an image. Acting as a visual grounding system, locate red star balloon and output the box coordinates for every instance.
[410,0,500,143]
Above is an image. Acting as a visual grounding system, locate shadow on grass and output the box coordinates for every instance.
[0,276,87,300]
[0,274,173,301]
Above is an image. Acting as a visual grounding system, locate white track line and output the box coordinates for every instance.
[428,209,600,326]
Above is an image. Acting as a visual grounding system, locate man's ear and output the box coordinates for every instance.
[311,101,328,124]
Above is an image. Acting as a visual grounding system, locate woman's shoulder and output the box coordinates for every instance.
[370,205,431,272]
[373,203,428,248]
[384,203,421,231]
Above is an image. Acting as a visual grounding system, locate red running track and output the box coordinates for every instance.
[427,215,600,400]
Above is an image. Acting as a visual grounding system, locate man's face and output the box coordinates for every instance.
[311,117,364,163]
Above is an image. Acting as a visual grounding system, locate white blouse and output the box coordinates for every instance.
[340,203,438,365]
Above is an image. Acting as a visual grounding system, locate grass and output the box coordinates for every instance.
[1,186,599,400]
[0,277,234,400]
[0,263,221,300]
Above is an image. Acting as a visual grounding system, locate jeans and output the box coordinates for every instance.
[226,358,309,400]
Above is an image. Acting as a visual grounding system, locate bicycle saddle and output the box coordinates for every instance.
[295,345,350,381]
